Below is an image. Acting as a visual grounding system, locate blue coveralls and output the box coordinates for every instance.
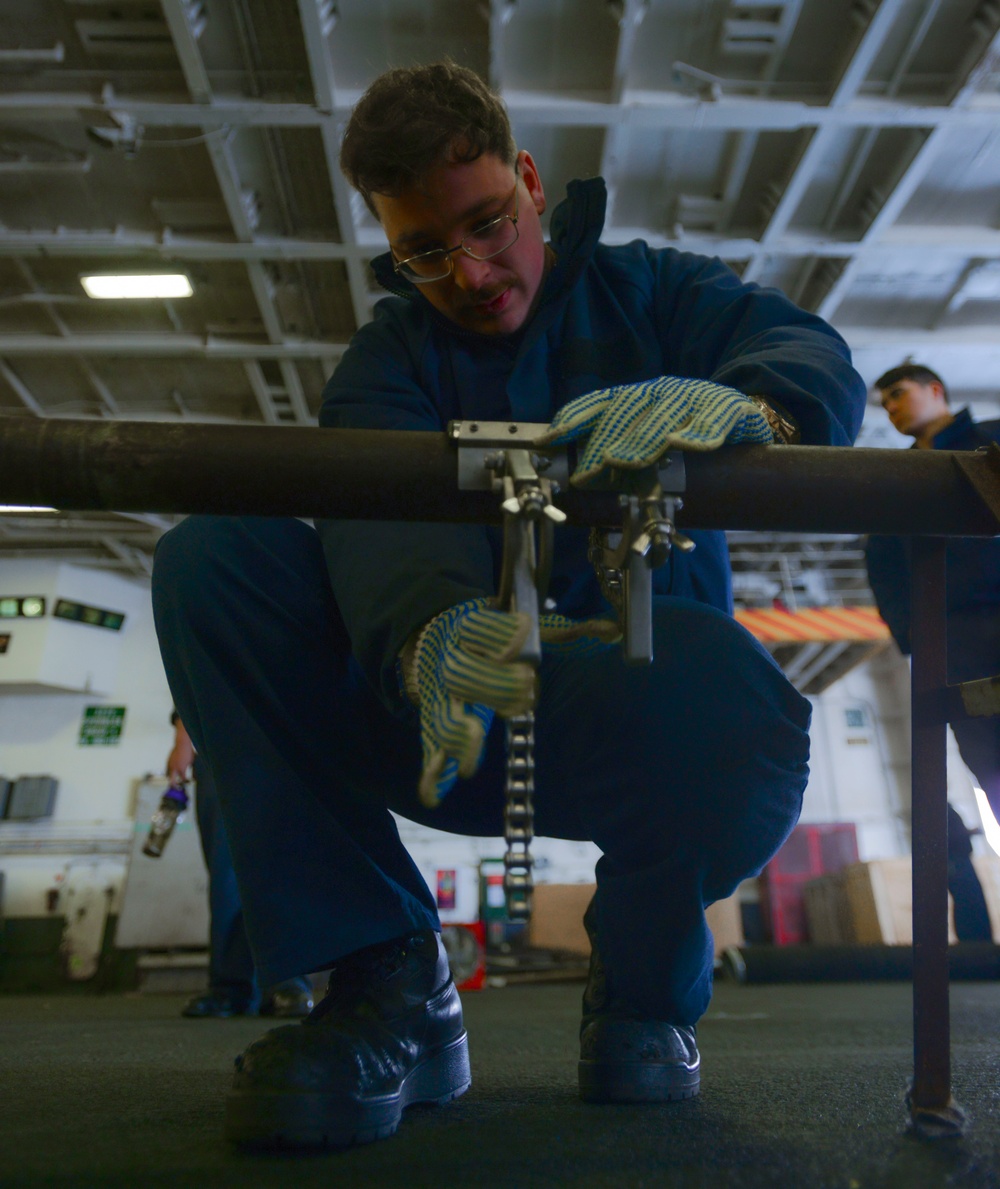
[191,754,259,1003]
[188,748,313,1006]
[153,177,866,1026]
[866,410,1000,939]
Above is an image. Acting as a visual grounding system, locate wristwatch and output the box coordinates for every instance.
[748,395,800,445]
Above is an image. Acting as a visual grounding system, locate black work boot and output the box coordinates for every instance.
[225,929,470,1149]
[259,978,314,1019]
[181,989,257,1018]
[578,895,700,1103]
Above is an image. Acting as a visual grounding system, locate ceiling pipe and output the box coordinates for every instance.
[0,43,65,64]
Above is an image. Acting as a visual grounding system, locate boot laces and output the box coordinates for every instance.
[307,934,416,1023]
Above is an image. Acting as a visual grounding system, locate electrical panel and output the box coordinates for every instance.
[5,776,58,821]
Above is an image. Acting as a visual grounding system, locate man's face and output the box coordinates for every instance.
[372,149,548,336]
[879,378,949,437]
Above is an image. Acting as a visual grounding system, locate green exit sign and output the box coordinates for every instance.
[79,706,127,746]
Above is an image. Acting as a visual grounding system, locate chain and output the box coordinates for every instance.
[503,710,535,921]
[588,526,625,620]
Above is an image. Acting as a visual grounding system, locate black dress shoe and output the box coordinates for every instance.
[260,981,314,1018]
[225,930,471,1149]
[182,991,257,1019]
[578,895,701,1103]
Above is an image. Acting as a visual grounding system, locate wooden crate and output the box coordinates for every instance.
[805,856,1000,946]
[843,860,913,944]
[527,883,594,954]
[526,883,743,957]
[822,860,960,945]
[803,873,850,944]
[706,894,745,955]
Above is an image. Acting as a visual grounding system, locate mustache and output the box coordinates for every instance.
[466,285,508,307]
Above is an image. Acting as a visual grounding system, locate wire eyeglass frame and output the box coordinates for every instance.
[392,183,520,284]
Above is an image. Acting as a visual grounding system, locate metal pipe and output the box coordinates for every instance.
[1,418,998,535]
[907,539,964,1138]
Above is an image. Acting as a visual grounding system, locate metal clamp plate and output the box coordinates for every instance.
[450,421,570,492]
[448,419,687,499]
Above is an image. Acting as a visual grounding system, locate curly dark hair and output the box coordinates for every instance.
[874,363,949,402]
[340,61,517,217]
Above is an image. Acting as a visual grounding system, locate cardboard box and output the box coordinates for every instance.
[803,873,850,944]
[527,883,594,954]
[843,860,913,944]
[706,894,744,955]
[526,883,743,958]
[805,860,963,945]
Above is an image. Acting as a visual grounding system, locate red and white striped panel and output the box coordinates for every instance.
[734,605,891,643]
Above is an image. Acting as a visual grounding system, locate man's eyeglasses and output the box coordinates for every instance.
[392,184,520,284]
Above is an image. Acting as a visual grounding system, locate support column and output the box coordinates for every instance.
[908,536,965,1137]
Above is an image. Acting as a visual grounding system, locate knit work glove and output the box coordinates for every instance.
[408,600,622,807]
[536,375,774,486]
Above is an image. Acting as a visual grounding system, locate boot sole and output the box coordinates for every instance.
[578,1059,700,1103]
[225,1031,471,1150]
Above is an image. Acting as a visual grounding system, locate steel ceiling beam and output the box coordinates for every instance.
[742,0,913,283]
[295,0,372,332]
[0,359,44,415]
[0,335,347,359]
[0,230,356,260]
[712,0,806,232]
[3,91,1000,131]
[816,0,947,238]
[598,0,649,217]
[489,0,515,90]
[160,0,312,425]
[5,225,1000,263]
[817,23,1000,320]
[0,328,997,362]
[12,260,120,418]
[158,0,212,104]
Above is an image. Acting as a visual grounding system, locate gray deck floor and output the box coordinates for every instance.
[3,980,1000,1188]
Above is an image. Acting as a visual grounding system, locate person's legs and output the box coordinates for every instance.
[395,595,810,1023]
[183,754,314,1017]
[442,596,809,1101]
[951,717,1000,829]
[153,516,468,1149]
[152,516,440,986]
[396,594,808,1103]
[154,524,807,1138]
[947,802,992,942]
[948,612,1000,830]
[528,597,809,1025]
[184,753,259,1015]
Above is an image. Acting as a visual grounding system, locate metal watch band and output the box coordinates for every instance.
[749,395,800,444]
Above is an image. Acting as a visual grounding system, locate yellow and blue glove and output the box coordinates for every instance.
[536,375,775,486]
[407,599,620,807]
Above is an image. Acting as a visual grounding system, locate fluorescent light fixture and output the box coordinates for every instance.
[0,504,57,513]
[973,785,1000,860]
[80,273,193,300]
[53,598,126,631]
[0,596,46,619]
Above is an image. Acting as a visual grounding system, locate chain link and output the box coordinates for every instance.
[503,709,535,921]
